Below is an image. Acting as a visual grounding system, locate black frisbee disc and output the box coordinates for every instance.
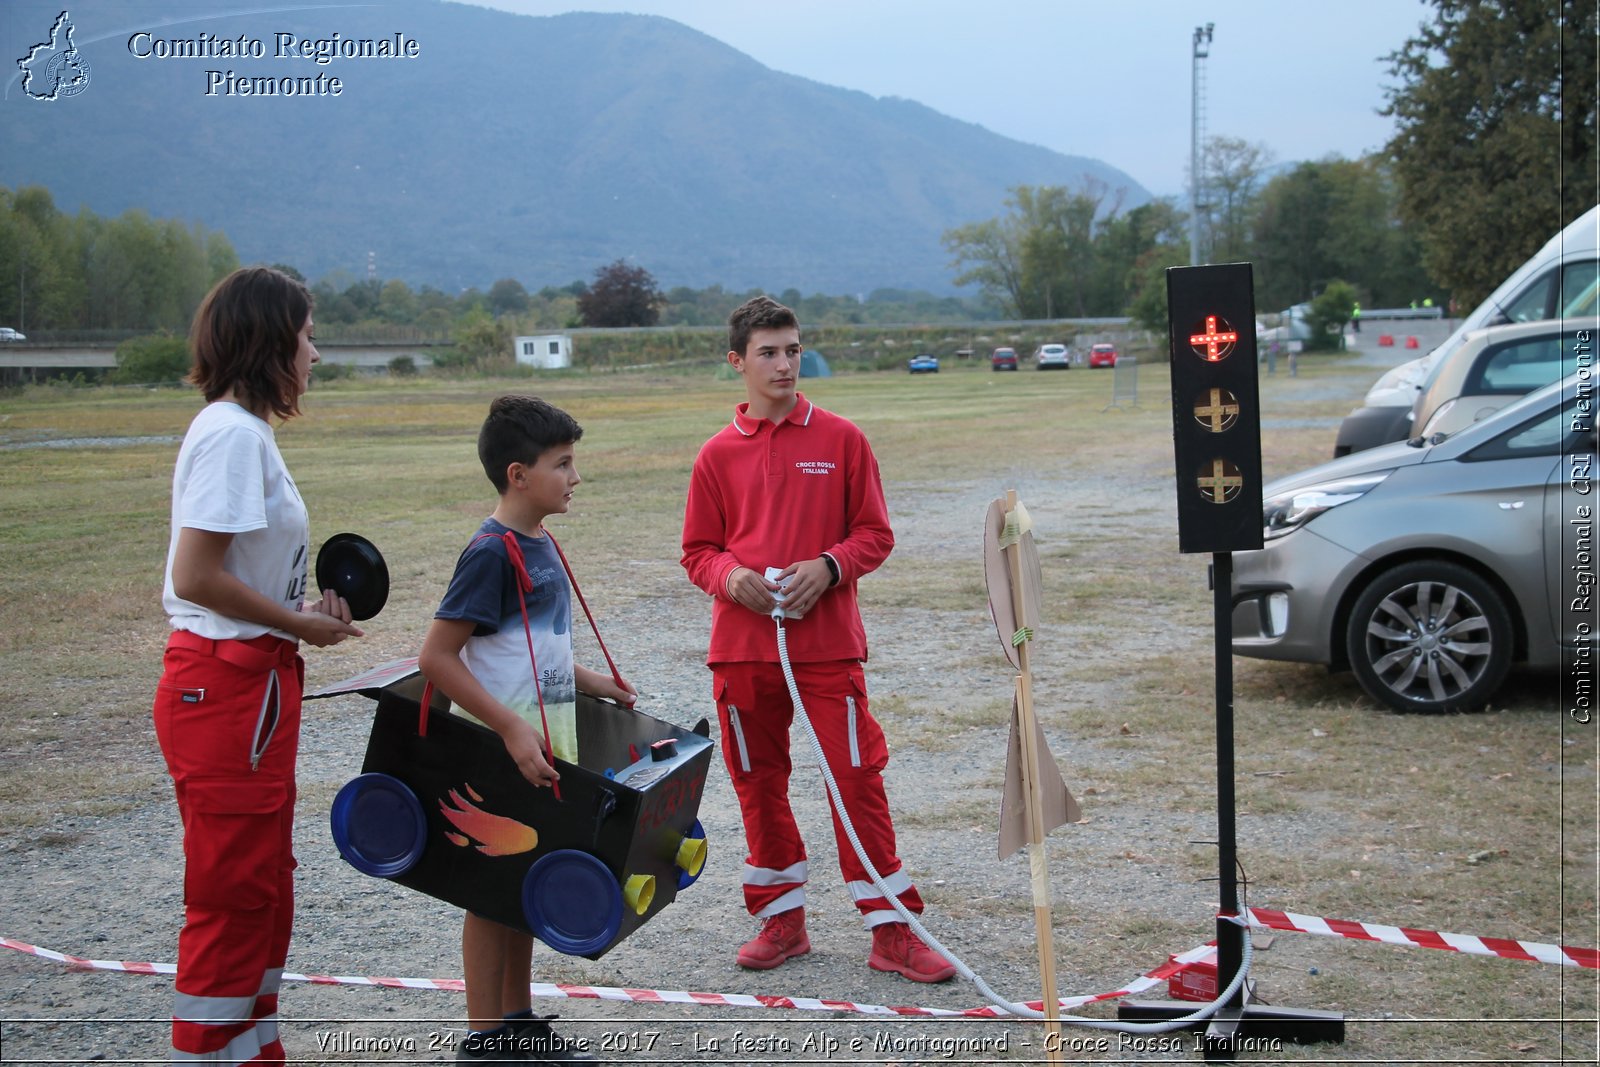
[315,532,389,621]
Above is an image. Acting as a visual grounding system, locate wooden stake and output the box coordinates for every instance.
[1003,489,1064,1061]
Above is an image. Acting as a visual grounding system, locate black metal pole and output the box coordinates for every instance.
[1118,552,1343,1054]
[1213,551,1242,1004]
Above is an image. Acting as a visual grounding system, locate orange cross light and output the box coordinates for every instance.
[1188,315,1238,361]
[1193,388,1240,432]
[1197,458,1244,503]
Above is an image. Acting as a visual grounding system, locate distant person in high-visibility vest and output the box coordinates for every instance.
[1351,301,1361,333]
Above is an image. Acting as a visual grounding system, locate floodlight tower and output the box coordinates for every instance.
[1189,22,1213,266]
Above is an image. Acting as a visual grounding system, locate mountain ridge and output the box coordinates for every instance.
[1,1,1151,293]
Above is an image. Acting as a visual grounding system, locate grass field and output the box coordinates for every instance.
[1,353,1596,1062]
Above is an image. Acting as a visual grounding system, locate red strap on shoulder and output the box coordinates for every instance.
[411,527,626,800]
[543,529,624,689]
[418,680,434,738]
[495,530,559,799]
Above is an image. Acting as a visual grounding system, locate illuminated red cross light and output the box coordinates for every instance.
[1188,315,1238,362]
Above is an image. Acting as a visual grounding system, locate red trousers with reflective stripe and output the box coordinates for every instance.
[154,632,302,1065]
[711,660,923,924]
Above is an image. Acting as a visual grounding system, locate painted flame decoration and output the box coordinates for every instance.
[438,785,540,856]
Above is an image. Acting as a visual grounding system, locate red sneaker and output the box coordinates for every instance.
[736,909,810,970]
[868,922,956,983]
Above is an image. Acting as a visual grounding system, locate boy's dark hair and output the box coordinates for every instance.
[728,295,799,357]
[478,394,583,493]
[189,266,313,420]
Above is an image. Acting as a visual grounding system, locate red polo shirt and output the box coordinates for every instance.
[681,393,894,665]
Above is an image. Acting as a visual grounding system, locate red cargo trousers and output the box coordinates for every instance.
[153,631,302,1065]
[711,659,925,927]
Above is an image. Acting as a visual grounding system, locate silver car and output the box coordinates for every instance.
[1411,317,1593,440]
[1232,374,1595,713]
[1035,343,1072,370]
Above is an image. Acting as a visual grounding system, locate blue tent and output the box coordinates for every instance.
[800,349,833,378]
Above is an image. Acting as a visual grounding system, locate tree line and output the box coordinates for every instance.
[301,262,1010,335]
[0,186,239,334]
[942,153,1436,334]
[0,188,1004,342]
[945,0,1594,333]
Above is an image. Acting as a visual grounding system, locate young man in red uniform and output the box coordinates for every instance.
[681,295,955,983]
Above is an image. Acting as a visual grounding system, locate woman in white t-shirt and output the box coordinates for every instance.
[152,266,362,1065]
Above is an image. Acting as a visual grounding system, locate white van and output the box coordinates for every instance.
[1333,204,1600,456]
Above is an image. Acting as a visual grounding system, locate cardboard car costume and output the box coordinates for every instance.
[311,658,713,959]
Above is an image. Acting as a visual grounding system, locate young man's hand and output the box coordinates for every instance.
[725,565,786,616]
[502,718,559,788]
[774,557,832,617]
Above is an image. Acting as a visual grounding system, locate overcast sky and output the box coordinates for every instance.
[470,0,1435,198]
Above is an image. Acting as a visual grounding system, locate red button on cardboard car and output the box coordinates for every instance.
[310,658,712,958]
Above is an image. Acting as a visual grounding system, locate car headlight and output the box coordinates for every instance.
[1263,471,1392,539]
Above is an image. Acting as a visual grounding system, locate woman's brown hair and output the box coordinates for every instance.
[188,267,312,420]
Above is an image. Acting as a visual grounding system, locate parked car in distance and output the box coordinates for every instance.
[991,346,1018,371]
[1035,343,1071,370]
[907,353,940,374]
[1410,318,1591,441]
[1232,375,1595,714]
[1256,303,1318,348]
[1087,343,1118,368]
[0,327,25,341]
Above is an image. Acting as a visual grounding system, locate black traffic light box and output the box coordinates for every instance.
[1166,263,1263,554]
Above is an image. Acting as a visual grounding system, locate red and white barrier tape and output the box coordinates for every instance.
[1244,907,1600,969]
[13,905,1587,1020]
[0,935,1210,1019]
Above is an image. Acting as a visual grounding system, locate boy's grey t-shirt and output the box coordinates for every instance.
[435,517,577,760]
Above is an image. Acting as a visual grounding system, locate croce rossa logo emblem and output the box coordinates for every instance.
[18,11,92,101]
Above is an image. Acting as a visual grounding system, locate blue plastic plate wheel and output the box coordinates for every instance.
[329,773,426,878]
[677,819,708,891]
[521,849,623,956]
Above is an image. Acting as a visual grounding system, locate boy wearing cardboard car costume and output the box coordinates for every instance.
[420,395,636,1063]
[680,295,956,983]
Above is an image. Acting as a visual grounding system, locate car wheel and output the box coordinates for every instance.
[1344,561,1513,714]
